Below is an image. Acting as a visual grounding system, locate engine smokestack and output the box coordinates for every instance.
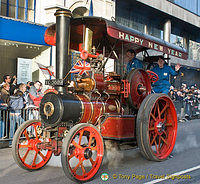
[54,9,72,92]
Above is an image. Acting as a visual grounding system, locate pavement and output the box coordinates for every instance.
[0,119,200,184]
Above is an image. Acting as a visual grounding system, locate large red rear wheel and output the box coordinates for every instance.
[61,123,104,182]
[136,94,177,161]
[12,120,52,170]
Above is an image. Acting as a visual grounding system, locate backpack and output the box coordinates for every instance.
[9,95,24,110]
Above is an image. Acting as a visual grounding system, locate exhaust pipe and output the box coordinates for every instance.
[54,9,72,93]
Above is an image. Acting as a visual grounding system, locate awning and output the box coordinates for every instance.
[45,16,188,60]
[0,16,48,46]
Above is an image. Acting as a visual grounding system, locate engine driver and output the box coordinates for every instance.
[151,55,181,94]
[126,49,143,73]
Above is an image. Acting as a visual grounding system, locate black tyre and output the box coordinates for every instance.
[61,123,104,183]
[12,120,52,171]
[136,94,177,161]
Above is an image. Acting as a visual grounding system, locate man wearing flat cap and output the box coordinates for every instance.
[151,56,181,94]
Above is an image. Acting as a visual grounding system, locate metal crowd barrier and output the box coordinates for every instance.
[174,100,200,121]
[0,107,39,140]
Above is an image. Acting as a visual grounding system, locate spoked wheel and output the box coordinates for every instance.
[12,120,52,170]
[136,94,177,161]
[61,123,104,183]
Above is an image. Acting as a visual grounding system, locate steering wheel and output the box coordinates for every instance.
[146,70,159,83]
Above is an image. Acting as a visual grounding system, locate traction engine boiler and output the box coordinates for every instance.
[12,8,188,183]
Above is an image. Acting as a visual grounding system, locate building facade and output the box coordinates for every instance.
[0,0,199,87]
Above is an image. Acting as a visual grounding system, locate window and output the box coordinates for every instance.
[168,0,200,16]
[0,0,36,22]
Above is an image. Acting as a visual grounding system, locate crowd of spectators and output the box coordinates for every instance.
[0,75,43,109]
[0,74,44,139]
[169,83,200,121]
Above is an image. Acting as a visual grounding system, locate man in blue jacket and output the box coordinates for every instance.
[151,56,181,94]
[126,49,143,73]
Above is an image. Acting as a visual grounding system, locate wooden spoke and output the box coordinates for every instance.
[163,130,167,137]
[23,130,30,141]
[157,103,161,119]
[72,140,83,150]
[73,160,83,173]
[33,125,38,139]
[160,136,168,145]
[154,139,158,154]
[150,113,157,122]
[19,144,31,149]
[165,123,173,127]
[88,135,94,147]
[150,133,158,146]
[149,127,155,131]
[160,104,168,117]
[158,135,161,153]
[91,146,97,151]
[89,157,95,166]
[68,153,75,160]
[80,163,86,175]
[78,130,84,145]
[32,151,38,166]
[38,151,46,161]
[22,149,30,162]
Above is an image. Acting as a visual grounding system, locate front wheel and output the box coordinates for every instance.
[12,120,52,170]
[61,123,104,183]
[136,94,177,161]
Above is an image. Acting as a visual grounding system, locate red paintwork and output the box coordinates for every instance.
[80,50,89,60]
[77,94,121,124]
[148,96,177,159]
[17,122,52,170]
[105,81,121,94]
[90,101,104,125]
[58,127,67,137]
[107,26,188,60]
[94,73,106,92]
[121,80,130,98]
[101,116,135,139]
[146,70,159,83]
[77,94,93,123]
[44,24,56,46]
[129,69,151,109]
[44,89,58,95]
[67,126,104,181]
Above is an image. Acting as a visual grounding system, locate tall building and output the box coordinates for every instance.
[115,0,200,86]
[0,0,199,87]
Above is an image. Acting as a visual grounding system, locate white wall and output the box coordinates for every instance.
[35,0,116,25]
[32,47,53,90]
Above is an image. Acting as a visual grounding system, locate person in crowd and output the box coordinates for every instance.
[10,75,18,95]
[0,88,7,138]
[26,81,34,91]
[9,85,25,139]
[169,89,176,101]
[1,83,10,105]
[126,49,143,74]
[29,81,43,107]
[184,93,195,120]
[0,75,11,87]
[151,56,181,94]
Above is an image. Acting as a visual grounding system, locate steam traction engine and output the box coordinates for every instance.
[12,9,180,183]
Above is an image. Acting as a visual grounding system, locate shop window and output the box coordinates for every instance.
[0,0,36,22]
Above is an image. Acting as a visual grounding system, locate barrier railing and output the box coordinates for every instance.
[174,101,200,121]
[0,101,199,141]
[0,107,39,140]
